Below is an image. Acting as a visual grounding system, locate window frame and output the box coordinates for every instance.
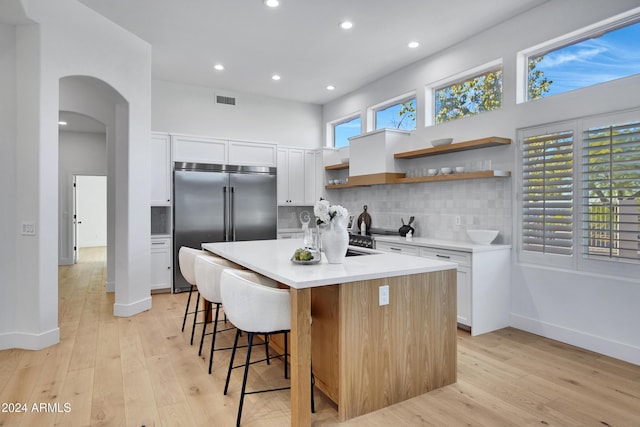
[328,113,362,148]
[425,58,503,127]
[516,8,640,104]
[367,91,417,132]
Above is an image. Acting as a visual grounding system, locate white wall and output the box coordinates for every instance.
[152,80,323,149]
[58,131,107,264]
[0,23,18,338]
[2,0,152,351]
[323,0,640,364]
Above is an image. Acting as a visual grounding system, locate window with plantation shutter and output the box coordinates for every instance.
[521,131,574,256]
[582,120,640,263]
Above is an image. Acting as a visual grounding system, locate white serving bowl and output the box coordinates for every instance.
[340,157,349,164]
[431,138,453,146]
[440,167,452,175]
[455,166,465,173]
[466,229,499,245]
[428,168,437,176]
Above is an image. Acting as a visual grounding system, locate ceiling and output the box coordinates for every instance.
[59,111,106,134]
[78,0,548,105]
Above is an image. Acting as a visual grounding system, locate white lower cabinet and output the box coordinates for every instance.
[376,240,510,336]
[150,237,172,291]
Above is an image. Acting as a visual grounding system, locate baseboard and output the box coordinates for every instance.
[113,296,152,317]
[511,314,640,366]
[0,328,60,351]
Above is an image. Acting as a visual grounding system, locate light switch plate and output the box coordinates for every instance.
[379,285,389,306]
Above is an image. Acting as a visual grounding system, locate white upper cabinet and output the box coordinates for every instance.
[277,147,305,205]
[172,134,227,164]
[304,149,322,205]
[151,133,172,206]
[228,140,277,167]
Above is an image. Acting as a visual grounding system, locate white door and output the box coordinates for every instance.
[74,175,107,258]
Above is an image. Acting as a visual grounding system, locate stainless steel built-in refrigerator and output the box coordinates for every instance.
[173,162,277,293]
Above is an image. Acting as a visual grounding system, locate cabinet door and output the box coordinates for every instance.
[151,133,171,206]
[304,149,324,205]
[277,148,289,204]
[228,140,277,167]
[150,238,172,291]
[456,265,472,327]
[287,148,305,204]
[172,134,227,164]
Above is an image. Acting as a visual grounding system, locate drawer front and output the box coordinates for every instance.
[375,241,419,256]
[277,232,303,240]
[420,247,470,266]
[151,238,171,249]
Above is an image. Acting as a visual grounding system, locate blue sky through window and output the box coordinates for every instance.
[375,98,416,131]
[532,20,640,98]
[334,116,361,148]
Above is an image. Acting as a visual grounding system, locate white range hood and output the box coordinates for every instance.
[347,128,410,185]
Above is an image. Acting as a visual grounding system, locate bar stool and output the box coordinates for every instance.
[193,254,243,374]
[178,246,208,345]
[220,269,314,426]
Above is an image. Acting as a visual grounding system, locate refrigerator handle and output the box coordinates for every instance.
[223,186,228,241]
[230,186,236,241]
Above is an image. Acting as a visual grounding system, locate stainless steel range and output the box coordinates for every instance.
[348,232,375,249]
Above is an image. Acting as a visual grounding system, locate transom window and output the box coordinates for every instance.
[524,17,640,101]
[333,115,361,148]
[373,96,416,131]
[433,68,503,125]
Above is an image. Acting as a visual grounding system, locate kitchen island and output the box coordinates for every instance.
[202,239,457,426]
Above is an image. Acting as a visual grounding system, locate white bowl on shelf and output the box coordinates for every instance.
[466,229,499,245]
[340,157,349,164]
[431,138,453,146]
[440,167,452,175]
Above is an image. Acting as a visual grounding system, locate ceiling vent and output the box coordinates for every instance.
[216,95,236,106]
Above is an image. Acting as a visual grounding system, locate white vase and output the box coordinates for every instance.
[321,217,349,264]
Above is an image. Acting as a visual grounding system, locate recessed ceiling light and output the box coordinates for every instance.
[326,85,335,91]
[340,21,353,30]
[58,121,67,126]
[214,64,224,71]
[264,0,279,7]
[272,74,281,81]
[408,41,420,49]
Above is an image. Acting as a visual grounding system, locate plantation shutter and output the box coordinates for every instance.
[521,131,574,255]
[582,120,640,262]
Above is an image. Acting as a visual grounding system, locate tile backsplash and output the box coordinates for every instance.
[277,205,317,230]
[326,177,512,244]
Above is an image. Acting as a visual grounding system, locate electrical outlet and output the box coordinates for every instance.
[21,221,36,236]
[455,215,461,227]
[379,285,389,306]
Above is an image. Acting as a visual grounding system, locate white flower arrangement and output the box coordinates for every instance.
[314,198,349,225]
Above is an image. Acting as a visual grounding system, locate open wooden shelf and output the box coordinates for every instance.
[325,170,510,188]
[395,170,511,184]
[325,162,349,170]
[394,137,511,159]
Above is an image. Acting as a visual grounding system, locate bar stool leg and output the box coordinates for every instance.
[208,302,222,374]
[236,332,254,427]
[190,292,201,345]
[181,286,194,332]
[284,332,289,379]
[224,329,241,395]
[198,301,212,356]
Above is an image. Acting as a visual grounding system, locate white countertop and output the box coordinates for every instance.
[373,235,512,253]
[202,239,456,289]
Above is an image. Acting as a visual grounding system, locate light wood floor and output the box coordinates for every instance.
[1,247,639,426]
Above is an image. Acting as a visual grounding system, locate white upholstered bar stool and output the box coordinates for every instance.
[178,246,208,345]
[193,254,243,374]
[220,269,314,426]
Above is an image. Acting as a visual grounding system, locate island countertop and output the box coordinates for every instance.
[202,239,456,289]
